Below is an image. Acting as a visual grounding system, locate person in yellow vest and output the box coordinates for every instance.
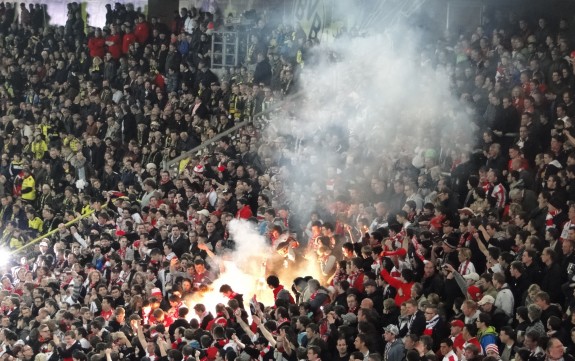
[8,228,24,250]
[25,207,43,237]
[30,134,48,160]
[0,220,16,247]
[20,167,36,203]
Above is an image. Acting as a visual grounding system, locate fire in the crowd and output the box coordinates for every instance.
[182,220,324,319]
[183,260,274,321]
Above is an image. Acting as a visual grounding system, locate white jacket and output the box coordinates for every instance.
[495,284,515,318]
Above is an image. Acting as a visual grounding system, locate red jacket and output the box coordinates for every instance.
[122,32,137,55]
[88,36,106,58]
[380,268,413,306]
[348,271,365,293]
[453,333,465,352]
[134,22,150,44]
[236,205,253,219]
[154,73,165,90]
[106,34,122,59]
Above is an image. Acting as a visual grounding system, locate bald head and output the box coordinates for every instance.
[360,298,374,309]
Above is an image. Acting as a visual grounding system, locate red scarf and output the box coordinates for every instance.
[411,235,425,261]
[118,247,127,258]
[458,261,471,275]
[101,309,114,321]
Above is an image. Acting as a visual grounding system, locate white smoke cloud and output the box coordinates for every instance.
[188,219,275,313]
[192,9,479,313]
[264,21,477,216]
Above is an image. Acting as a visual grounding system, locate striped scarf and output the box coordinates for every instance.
[546,209,559,231]
[424,314,440,335]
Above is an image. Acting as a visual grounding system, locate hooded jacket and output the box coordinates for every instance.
[478,326,498,352]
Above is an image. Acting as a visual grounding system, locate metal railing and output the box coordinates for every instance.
[164,92,303,173]
[9,206,105,255]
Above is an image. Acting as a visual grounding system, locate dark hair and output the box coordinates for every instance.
[547,316,562,331]
[219,284,232,293]
[510,261,525,273]
[406,350,421,361]
[420,335,433,350]
[500,326,516,341]
[524,249,538,261]
[478,312,492,326]
[525,330,541,343]
[440,338,453,347]
[401,269,414,283]
[464,323,478,337]
[72,351,87,361]
[266,275,280,288]
[342,242,354,252]
[322,222,334,232]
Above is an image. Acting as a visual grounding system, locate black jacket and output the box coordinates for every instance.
[541,263,564,304]
[253,59,272,86]
[171,236,191,258]
[400,310,425,337]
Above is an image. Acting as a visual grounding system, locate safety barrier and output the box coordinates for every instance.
[164,92,303,173]
[9,205,106,255]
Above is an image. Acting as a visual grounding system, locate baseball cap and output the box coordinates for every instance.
[197,209,210,217]
[478,295,495,306]
[467,285,482,301]
[450,320,464,328]
[463,272,480,282]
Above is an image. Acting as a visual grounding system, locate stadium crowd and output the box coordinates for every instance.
[0,2,575,361]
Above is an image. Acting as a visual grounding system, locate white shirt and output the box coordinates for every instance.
[184,18,196,34]
[561,220,573,241]
[443,350,458,361]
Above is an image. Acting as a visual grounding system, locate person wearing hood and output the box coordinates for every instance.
[476,312,498,352]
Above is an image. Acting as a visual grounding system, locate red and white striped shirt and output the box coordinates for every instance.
[490,183,507,209]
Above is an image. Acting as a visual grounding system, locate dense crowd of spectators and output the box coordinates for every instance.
[1,2,575,361]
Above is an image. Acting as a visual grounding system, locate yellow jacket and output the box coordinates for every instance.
[9,236,23,250]
[21,175,36,201]
[28,217,43,232]
[31,140,48,159]
[64,137,81,152]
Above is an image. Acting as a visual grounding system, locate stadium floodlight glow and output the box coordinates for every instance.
[0,250,10,267]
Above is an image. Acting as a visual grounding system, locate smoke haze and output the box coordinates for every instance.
[264,20,477,217]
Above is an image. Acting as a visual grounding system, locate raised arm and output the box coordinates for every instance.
[233,309,255,338]
[254,315,277,347]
